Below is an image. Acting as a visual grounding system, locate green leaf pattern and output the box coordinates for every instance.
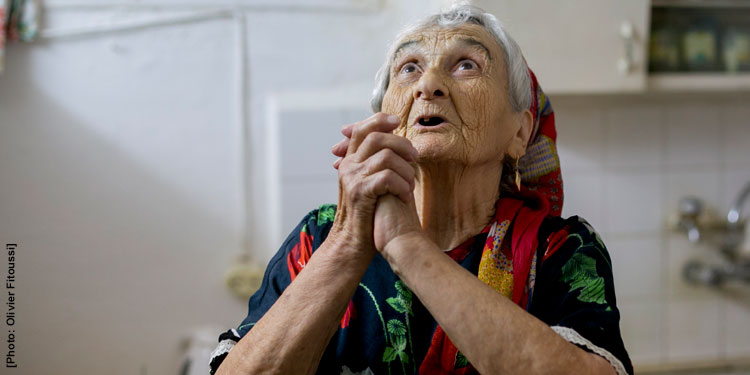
[455,351,469,369]
[387,319,406,337]
[316,204,337,226]
[382,346,398,362]
[560,235,609,306]
[386,297,407,314]
[379,280,416,373]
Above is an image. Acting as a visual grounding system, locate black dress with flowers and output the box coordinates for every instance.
[209,204,633,375]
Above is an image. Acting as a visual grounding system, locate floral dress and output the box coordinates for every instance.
[209,204,633,375]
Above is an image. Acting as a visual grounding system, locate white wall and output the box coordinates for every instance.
[1,11,245,375]
[554,94,750,367]
[1,1,749,374]
[0,1,441,374]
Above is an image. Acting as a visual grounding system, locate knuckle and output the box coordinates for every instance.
[365,131,385,145]
[379,148,397,164]
[381,169,398,183]
[370,149,394,170]
[350,179,363,195]
[373,112,388,123]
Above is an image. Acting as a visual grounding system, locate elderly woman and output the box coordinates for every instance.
[211,5,631,375]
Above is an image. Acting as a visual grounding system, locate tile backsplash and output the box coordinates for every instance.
[554,93,750,367]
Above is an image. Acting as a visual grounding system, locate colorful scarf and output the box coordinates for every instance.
[419,68,563,374]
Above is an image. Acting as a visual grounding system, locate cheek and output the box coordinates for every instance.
[453,81,495,139]
[452,81,512,161]
[381,84,412,136]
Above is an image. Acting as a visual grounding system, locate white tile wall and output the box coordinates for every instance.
[553,94,750,368]
[608,236,663,300]
[723,104,750,167]
[724,291,750,357]
[604,105,663,170]
[561,172,605,230]
[604,170,663,235]
[619,300,665,364]
[556,105,605,173]
[665,103,722,168]
[666,298,724,361]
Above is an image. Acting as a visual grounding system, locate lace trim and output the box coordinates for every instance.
[209,329,240,363]
[551,326,627,375]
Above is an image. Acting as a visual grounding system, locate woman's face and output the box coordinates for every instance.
[381,23,525,167]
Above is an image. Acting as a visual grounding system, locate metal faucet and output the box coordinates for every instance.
[728,179,750,227]
[723,179,750,258]
[682,179,750,287]
[678,196,703,243]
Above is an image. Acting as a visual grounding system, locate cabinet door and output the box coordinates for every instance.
[473,0,650,94]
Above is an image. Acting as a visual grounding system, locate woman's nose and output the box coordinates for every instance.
[413,70,449,100]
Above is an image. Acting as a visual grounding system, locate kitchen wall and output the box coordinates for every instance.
[0,2,440,374]
[0,1,748,374]
[554,93,750,366]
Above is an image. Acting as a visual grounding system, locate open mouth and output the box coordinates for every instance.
[417,116,446,127]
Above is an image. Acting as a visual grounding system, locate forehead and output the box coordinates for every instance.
[391,23,501,60]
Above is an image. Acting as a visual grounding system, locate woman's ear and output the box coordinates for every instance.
[508,109,533,158]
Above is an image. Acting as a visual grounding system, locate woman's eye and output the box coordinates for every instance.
[457,60,478,71]
[400,62,418,74]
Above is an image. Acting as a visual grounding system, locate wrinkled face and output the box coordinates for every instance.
[381,23,523,166]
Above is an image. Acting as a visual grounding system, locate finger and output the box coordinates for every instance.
[355,132,418,164]
[363,148,415,190]
[348,113,400,155]
[341,123,354,138]
[366,169,413,204]
[331,137,350,158]
[333,157,342,170]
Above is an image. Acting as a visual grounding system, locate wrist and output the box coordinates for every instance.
[322,227,377,263]
[381,231,434,275]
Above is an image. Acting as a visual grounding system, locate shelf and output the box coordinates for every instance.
[648,73,750,91]
[652,0,750,9]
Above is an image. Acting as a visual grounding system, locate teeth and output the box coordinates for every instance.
[418,117,445,126]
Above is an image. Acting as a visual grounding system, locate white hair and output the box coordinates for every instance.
[370,3,532,114]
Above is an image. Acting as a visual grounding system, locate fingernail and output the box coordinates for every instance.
[387,115,399,124]
[412,148,419,160]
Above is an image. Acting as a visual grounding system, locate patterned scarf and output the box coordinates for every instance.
[419,68,563,374]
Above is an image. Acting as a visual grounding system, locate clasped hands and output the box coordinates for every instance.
[330,113,425,259]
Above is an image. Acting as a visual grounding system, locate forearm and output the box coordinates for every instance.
[383,233,614,375]
[217,237,374,375]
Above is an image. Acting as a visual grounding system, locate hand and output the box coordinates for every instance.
[373,194,423,255]
[332,114,424,254]
[328,113,418,254]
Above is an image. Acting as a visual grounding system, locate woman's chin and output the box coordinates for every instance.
[412,140,464,165]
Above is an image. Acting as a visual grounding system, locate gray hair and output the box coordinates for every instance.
[370,4,532,114]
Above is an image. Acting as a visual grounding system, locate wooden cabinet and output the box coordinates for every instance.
[473,0,651,94]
